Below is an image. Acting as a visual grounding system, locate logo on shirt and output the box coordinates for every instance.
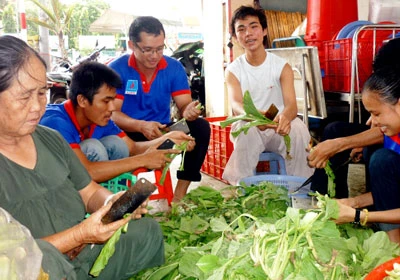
[125,80,138,95]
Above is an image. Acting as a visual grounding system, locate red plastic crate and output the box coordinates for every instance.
[323,35,391,93]
[201,117,271,182]
[201,117,233,182]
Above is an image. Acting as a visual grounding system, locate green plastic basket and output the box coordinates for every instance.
[100,172,137,194]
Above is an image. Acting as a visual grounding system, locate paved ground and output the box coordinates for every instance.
[348,163,366,197]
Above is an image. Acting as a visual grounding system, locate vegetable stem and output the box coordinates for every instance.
[220,91,291,158]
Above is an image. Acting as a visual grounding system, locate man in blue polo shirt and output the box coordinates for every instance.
[40,62,194,183]
[109,16,210,202]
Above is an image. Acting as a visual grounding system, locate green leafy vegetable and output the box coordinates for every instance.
[159,140,189,185]
[324,161,336,198]
[196,103,204,111]
[130,185,400,280]
[220,90,291,159]
[90,215,130,277]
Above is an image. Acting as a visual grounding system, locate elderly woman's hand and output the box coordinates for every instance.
[74,202,132,245]
[131,199,149,219]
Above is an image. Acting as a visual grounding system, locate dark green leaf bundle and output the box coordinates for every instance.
[220,91,291,159]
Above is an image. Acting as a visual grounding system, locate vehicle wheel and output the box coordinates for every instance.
[49,87,67,104]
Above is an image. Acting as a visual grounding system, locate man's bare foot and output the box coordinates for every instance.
[173,179,191,202]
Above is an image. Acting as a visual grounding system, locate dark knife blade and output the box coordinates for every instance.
[167,119,190,134]
[292,156,354,194]
[292,174,314,193]
[265,103,279,120]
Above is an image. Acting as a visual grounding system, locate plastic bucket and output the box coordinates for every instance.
[305,0,358,42]
[240,175,314,209]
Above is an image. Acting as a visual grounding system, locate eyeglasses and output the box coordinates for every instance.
[134,42,165,55]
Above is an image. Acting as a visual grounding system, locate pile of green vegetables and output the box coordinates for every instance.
[220,90,291,159]
[129,182,400,280]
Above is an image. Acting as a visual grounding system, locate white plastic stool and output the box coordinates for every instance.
[255,152,287,175]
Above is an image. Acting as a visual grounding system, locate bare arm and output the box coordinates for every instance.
[366,209,400,224]
[272,63,298,135]
[308,127,383,168]
[279,64,298,121]
[72,146,176,182]
[225,69,245,116]
[124,132,195,156]
[41,181,134,253]
[336,192,400,225]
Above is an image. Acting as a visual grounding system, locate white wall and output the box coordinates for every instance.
[358,0,370,20]
[202,0,226,116]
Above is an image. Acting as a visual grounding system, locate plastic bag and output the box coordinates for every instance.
[0,207,44,280]
[369,0,400,23]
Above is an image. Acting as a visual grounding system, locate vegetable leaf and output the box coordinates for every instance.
[220,90,291,158]
[90,225,125,277]
[159,140,188,185]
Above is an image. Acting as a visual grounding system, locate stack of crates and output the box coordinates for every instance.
[201,117,233,182]
[323,29,398,93]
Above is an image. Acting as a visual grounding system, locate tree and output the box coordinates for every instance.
[2,3,17,33]
[27,0,75,59]
[68,0,109,49]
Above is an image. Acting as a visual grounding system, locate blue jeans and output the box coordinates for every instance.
[369,148,400,231]
[80,135,129,162]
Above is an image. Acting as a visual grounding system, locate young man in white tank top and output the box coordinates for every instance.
[222,5,314,185]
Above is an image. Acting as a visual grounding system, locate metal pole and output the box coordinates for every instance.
[301,53,309,128]
[38,0,51,70]
[18,0,27,41]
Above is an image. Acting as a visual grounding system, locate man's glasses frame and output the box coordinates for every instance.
[134,41,165,55]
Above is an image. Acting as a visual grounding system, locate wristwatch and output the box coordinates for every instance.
[353,209,361,225]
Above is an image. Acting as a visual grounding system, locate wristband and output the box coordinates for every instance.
[353,209,361,225]
[361,209,369,226]
[103,194,116,206]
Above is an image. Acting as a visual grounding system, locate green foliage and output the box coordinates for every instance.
[130,187,400,280]
[2,3,17,33]
[220,91,291,159]
[324,161,336,197]
[24,0,109,56]
[27,0,76,58]
[68,0,110,49]
[89,214,130,277]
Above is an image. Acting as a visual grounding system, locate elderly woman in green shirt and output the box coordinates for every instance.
[0,35,164,279]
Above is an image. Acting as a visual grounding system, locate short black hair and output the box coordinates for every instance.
[230,6,268,38]
[129,16,165,43]
[69,62,122,105]
[0,35,46,93]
